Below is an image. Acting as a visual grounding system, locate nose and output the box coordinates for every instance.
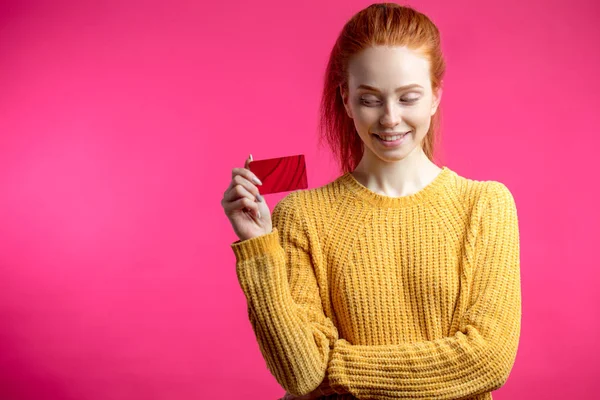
[379,101,402,127]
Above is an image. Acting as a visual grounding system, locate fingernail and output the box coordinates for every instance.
[252,176,263,185]
[249,154,253,161]
[257,211,261,219]
[256,193,264,202]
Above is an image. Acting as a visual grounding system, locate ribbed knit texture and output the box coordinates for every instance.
[231,166,521,400]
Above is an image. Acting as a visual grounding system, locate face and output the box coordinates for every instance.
[340,45,442,164]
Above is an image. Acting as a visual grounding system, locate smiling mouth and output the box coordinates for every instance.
[373,131,410,141]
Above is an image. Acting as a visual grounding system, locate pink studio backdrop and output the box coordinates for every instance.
[0,0,598,399]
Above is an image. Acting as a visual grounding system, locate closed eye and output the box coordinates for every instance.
[360,98,419,106]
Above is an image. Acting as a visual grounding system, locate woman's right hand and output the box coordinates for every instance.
[222,154,273,242]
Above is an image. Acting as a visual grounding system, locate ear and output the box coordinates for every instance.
[339,84,353,119]
[431,85,443,116]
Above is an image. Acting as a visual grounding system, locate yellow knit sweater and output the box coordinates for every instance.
[231,166,521,400]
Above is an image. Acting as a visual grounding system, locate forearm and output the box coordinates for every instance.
[326,323,519,399]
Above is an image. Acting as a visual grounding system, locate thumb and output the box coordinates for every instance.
[244,153,253,169]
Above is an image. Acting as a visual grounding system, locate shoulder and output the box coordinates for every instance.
[480,180,517,210]
[271,187,322,225]
[273,175,342,214]
[450,169,516,208]
[271,177,346,238]
[473,180,519,232]
[443,170,519,232]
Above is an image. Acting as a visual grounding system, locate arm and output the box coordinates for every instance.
[326,182,522,400]
[231,192,339,396]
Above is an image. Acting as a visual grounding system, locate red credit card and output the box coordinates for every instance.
[249,154,308,195]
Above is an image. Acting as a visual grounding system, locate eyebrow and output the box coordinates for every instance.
[357,84,424,92]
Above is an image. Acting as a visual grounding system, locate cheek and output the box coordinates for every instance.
[352,111,376,132]
[404,105,428,118]
[407,107,433,127]
[353,106,376,120]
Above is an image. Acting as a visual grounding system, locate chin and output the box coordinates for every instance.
[379,153,410,163]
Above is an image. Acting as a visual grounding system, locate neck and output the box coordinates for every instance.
[351,147,442,198]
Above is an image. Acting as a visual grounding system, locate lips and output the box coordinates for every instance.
[373,131,410,138]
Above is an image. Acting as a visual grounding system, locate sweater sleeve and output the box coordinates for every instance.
[231,192,339,396]
[327,181,522,400]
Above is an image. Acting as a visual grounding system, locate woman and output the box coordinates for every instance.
[221,3,521,399]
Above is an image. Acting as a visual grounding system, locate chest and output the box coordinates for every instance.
[324,212,472,344]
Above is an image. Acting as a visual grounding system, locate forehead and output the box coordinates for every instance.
[347,46,430,89]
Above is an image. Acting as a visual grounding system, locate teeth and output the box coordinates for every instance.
[377,132,407,141]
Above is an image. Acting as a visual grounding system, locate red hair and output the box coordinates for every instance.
[318,3,447,174]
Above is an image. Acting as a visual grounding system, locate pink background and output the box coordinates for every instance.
[1,0,598,399]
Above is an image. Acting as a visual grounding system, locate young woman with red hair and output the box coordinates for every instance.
[222,3,521,399]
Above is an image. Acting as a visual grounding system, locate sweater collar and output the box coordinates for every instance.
[339,166,455,208]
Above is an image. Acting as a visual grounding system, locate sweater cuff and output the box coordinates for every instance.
[230,228,280,262]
